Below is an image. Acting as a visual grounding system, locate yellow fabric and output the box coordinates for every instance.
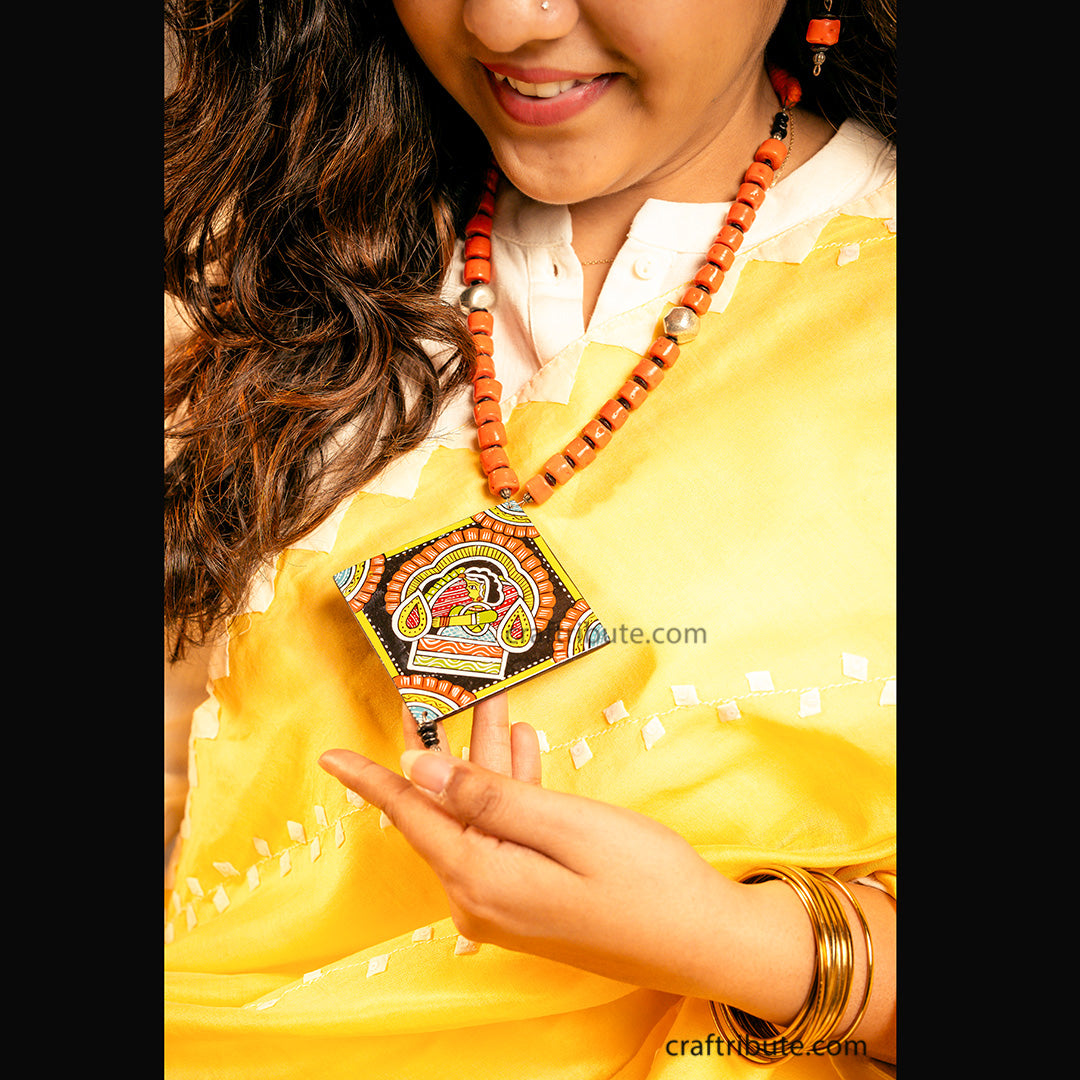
[165,210,895,1078]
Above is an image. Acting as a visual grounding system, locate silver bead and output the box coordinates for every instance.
[662,305,700,344]
[459,283,496,313]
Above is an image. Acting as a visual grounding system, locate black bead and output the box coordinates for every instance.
[416,721,441,750]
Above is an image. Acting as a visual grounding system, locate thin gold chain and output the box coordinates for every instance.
[772,107,796,182]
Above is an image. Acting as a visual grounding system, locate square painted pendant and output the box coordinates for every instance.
[333,500,610,730]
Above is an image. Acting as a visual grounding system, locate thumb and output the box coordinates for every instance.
[400,749,510,824]
[399,749,587,867]
[399,748,457,799]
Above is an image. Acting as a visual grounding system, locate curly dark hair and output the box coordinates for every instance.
[164,0,896,660]
[164,0,489,658]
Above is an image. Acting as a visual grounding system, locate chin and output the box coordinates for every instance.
[495,154,622,207]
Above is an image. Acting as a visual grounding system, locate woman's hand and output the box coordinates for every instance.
[321,695,747,998]
[318,695,895,1062]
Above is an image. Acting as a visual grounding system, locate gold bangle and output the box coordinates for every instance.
[708,865,865,1064]
[811,871,874,1045]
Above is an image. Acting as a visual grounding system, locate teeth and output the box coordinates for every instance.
[493,72,596,98]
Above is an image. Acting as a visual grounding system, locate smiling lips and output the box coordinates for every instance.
[492,70,600,98]
[484,65,615,125]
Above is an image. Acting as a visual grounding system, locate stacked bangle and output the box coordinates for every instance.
[709,865,874,1063]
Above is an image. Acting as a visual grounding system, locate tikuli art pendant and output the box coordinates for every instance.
[333,499,610,748]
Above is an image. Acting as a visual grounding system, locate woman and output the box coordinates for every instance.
[165,1,896,1075]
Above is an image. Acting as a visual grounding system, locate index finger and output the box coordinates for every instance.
[319,748,463,858]
[320,746,589,871]
[319,747,558,879]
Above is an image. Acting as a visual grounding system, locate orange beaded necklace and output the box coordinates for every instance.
[459,67,802,507]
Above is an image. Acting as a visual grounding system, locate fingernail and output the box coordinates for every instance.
[400,749,454,795]
[319,749,355,776]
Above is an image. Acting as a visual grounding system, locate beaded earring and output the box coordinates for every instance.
[806,1,841,77]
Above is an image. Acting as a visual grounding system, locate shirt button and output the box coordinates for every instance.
[633,255,657,279]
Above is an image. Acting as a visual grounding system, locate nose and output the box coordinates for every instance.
[463,0,580,54]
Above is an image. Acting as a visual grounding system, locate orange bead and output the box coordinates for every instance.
[488,467,519,496]
[694,263,724,293]
[473,376,502,402]
[484,165,500,191]
[618,380,648,410]
[736,182,766,210]
[681,286,711,316]
[542,453,575,485]
[477,421,506,449]
[464,258,491,284]
[598,399,629,430]
[806,17,840,45]
[474,400,501,426]
[726,202,756,233]
[768,64,802,108]
[755,137,788,170]
[472,333,494,356]
[632,359,665,390]
[648,337,680,367]
[523,474,555,505]
[744,161,774,190]
[472,353,496,380]
[465,212,493,237]
[479,445,510,472]
[464,235,492,261]
[467,310,494,335]
[581,418,613,449]
[477,190,496,216]
[716,224,744,251]
[565,437,596,468]
[707,243,735,272]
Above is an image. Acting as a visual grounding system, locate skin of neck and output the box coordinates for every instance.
[565,65,834,324]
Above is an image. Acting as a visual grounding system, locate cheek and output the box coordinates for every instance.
[390,0,435,38]
[391,1,462,87]
[620,18,763,108]
[641,0,783,75]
